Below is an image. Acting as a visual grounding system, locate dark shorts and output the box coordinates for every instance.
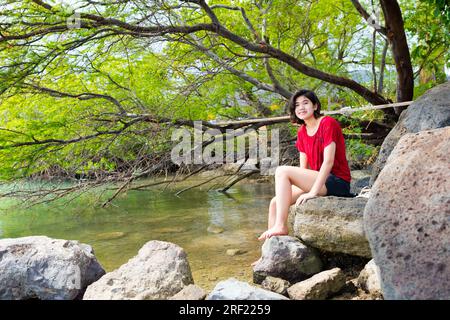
[325,174,353,197]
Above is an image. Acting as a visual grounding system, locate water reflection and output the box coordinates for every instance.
[207,192,226,230]
[0,179,274,291]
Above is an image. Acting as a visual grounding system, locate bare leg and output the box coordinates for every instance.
[251,186,305,266]
[258,166,327,240]
[268,185,305,229]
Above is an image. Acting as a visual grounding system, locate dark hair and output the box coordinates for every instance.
[289,89,322,125]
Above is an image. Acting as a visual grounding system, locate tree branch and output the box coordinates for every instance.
[380,0,414,113]
[7,0,391,105]
[210,4,259,40]
[218,170,258,193]
[182,37,290,99]
[378,38,389,93]
[25,83,127,114]
[350,0,387,36]
[264,58,292,99]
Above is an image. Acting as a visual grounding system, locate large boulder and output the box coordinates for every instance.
[0,236,105,300]
[289,197,371,258]
[252,236,322,284]
[364,127,450,299]
[83,240,193,300]
[206,278,288,300]
[370,81,450,184]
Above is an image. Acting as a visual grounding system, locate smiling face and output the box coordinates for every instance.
[295,95,317,121]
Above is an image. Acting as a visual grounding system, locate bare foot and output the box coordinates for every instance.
[251,257,261,267]
[257,226,288,241]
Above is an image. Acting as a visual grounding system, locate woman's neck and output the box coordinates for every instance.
[304,116,322,128]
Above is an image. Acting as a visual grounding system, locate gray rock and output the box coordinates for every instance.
[0,236,105,300]
[357,259,383,297]
[350,170,371,195]
[364,127,450,299]
[206,278,288,300]
[96,232,126,240]
[169,284,207,300]
[207,225,224,234]
[252,236,322,284]
[83,240,193,300]
[370,81,450,184]
[226,249,246,256]
[261,276,290,296]
[289,197,371,258]
[287,268,346,300]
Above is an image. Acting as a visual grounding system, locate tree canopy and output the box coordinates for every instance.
[0,0,448,201]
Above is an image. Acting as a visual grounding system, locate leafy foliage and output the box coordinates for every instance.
[0,0,447,181]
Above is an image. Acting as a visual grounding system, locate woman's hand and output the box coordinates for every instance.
[295,192,318,206]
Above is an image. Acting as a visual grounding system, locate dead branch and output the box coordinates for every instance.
[174,173,234,196]
[218,170,258,193]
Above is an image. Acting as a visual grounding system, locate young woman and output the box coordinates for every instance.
[257,89,352,241]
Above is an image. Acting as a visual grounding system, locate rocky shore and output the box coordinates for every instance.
[0,82,448,300]
[0,236,381,300]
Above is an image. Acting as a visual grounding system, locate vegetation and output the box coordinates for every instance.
[0,0,448,205]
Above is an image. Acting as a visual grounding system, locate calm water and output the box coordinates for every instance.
[0,176,275,291]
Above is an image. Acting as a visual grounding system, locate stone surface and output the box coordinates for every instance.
[261,276,290,296]
[83,240,193,300]
[370,81,450,184]
[207,225,224,234]
[357,259,382,297]
[96,232,126,240]
[364,127,450,299]
[206,278,288,300]
[287,268,346,300]
[289,197,371,257]
[226,249,246,256]
[169,284,207,300]
[0,236,105,300]
[350,170,371,195]
[252,236,322,284]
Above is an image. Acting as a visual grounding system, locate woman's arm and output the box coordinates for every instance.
[309,142,336,196]
[299,152,308,169]
[296,142,336,205]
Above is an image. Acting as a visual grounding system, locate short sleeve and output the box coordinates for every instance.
[295,128,305,152]
[322,118,340,147]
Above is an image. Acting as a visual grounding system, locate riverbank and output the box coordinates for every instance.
[0,178,275,292]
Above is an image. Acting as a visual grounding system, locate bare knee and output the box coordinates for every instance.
[275,166,290,178]
[275,166,304,183]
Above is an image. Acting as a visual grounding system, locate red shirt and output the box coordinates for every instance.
[295,116,351,182]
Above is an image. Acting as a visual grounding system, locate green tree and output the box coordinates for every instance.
[0,0,447,204]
